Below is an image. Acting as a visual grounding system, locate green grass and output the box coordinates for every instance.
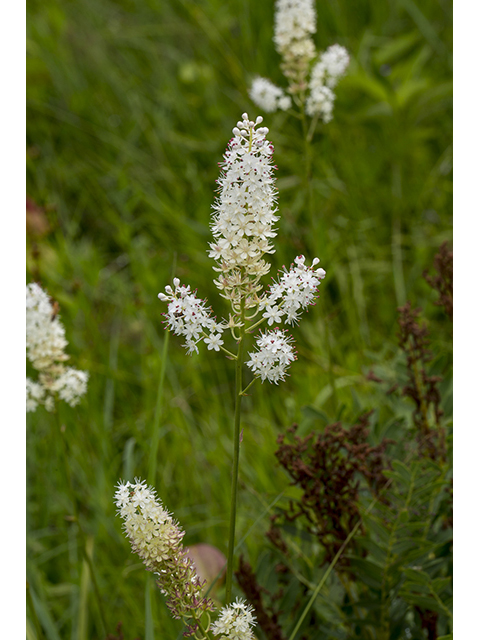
[27,0,452,637]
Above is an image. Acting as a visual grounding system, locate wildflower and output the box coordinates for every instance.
[262,256,326,324]
[114,479,214,633]
[211,598,256,640]
[248,2,349,122]
[158,278,225,355]
[249,77,292,113]
[246,328,297,384]
[305,45,350,120]
[210,113,279,311]
[26,283,88,412]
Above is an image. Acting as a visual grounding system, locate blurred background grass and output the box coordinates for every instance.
[26,0,452,637]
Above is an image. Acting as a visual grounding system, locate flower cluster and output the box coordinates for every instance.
[262,255,326,326]
[274,0,317,92]
[158,278,225,355]
[114,480,214,634]
[246,329,296,384]
[26,283,88,412]
[209,113,279,311]
[249,1,349,123]
[305,45,350,120]
[158,114,326,385]
[249,77,292,113]
[211,598,256,640]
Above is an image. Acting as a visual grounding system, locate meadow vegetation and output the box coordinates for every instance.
[26,0,452,638]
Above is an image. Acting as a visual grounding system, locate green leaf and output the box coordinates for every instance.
[391,460,412,484]
[402,568,430,584]
[349,557,383,590]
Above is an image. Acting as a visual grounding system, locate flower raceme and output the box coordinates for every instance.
[114,480,214,635]
[158,114,326,385]
[209,113,279,311]
[26,283,88,412]
[114,480,257,639]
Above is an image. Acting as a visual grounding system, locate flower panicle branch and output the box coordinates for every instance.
[158,278,226,355]
[26,282,88,412]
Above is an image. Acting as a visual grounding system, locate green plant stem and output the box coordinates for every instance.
[27,581,45,640]
[301,108,315,234]
[225,297,246,604]
[148,330,169,486]
[55,412,108,635]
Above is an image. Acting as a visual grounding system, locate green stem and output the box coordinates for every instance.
[240,378,256,396]
[225,297,246,604]
[55,412,108,635]
[300,108,315,234]
[148,330,169,486]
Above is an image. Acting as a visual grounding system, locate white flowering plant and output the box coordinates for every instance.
[249,0,350,127]
[26,282,88,412]
[154,112,326,621]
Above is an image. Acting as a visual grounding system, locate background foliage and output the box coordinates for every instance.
[26,0,452,638]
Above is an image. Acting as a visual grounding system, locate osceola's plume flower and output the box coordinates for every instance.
[261,255,326,325]
[26,283,88,412]
[211,598,256,639]
[249,77,292,113]
[209,113,279,313]
[246,328,296,384]
[249,1,349,123]
[158,278,225,355]
[114,480,214,635]
[158,113,326,385]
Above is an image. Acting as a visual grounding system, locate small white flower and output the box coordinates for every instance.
[263,304,284,325]
[306,45,350,120]
[204,333,224,351]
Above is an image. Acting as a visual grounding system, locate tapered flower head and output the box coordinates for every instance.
[114,479,214,633]
[209,113,279,311]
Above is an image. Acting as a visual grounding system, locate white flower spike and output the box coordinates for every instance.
[26,283,88,412]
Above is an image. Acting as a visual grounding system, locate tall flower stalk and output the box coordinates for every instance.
[157,113,326,610]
